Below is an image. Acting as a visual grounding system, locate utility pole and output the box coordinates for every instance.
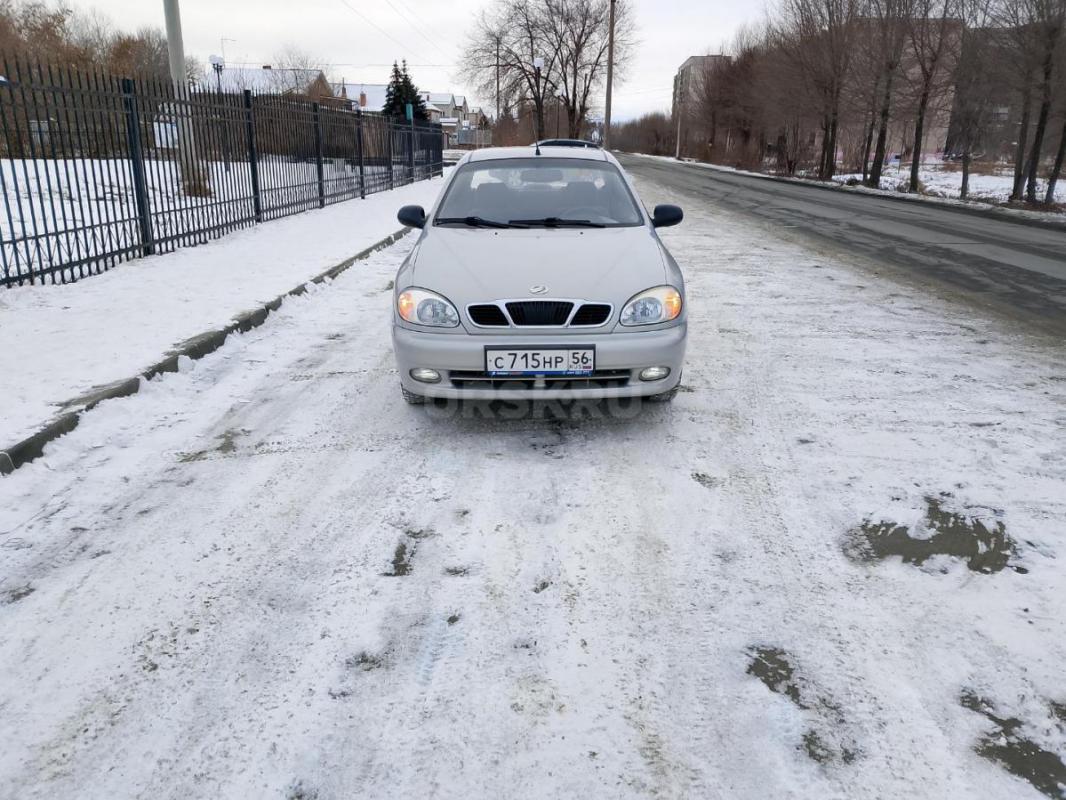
[675,102,683,159]
[603,0,616,149]
[163,0,186,92]
[533,57,543,144]
[163,0,209,195]
[674,70,683,160]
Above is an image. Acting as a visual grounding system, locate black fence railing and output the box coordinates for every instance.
[0,57,444,287]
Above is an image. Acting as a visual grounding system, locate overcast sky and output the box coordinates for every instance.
[81,0,760,120]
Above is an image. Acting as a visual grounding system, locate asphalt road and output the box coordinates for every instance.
[618,154,1066,336]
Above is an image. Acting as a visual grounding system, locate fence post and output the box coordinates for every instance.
[120,78,154,256]
[355,108,366,199]
[243,90,262,222]
[388,121,395,191]
[435,126,444,176]
[312,102,326,208]
[408,118,416,184]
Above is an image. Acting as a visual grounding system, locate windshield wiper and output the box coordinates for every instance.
[509,217,606,228]
[435,215,525,229]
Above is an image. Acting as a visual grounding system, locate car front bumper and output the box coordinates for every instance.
[392,323,687,400]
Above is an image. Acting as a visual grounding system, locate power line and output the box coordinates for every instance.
[618,86,670,95]
[336,0,431,63]
[226,61,457,69]
[378,0,454,63]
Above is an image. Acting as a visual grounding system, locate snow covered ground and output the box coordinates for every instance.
[1,171,1065,799]
[0,157,400,281]
[0,172,447,447]
[627,153,1063,215]
[833,163,1046,204]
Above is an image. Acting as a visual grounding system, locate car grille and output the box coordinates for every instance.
[569,303,612,326]
[505,301,574,326]
[467,300,613,327]
[468,304,509,326]
[450,369,631,390]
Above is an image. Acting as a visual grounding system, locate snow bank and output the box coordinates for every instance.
[623,152,1065,220]
[833,164,1046,205]
[0,174,447,446]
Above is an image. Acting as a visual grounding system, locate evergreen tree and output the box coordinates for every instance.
[383,61,405,118]
[400,61,430,122]
[383,60,430,122]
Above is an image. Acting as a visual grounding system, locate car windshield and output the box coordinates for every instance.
[435,157,643,228]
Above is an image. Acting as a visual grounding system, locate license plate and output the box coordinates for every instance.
[485,346,595,376]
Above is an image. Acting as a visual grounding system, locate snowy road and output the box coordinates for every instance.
[2,171,1066,800]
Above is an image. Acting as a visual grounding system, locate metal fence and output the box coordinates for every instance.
[457,128,492,147]
[0,57,444,287]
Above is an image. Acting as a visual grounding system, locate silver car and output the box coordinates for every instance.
[391,146,687,404]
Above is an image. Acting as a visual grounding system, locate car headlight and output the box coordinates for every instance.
[620,285,683,326]
[397,287,459,327]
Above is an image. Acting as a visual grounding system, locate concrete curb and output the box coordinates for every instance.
[0,227,411,476]
[627,154,1066,233]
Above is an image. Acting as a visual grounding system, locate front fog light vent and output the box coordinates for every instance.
[410,368,441,383]
[639,366,670,382]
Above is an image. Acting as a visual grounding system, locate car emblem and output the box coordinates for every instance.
[529,285,548,295]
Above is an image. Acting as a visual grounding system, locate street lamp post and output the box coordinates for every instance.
[209,54,231,173]
[209,54,224,92]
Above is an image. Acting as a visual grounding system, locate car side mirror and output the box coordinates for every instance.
[397,205,426,229]
[651,204,683,228]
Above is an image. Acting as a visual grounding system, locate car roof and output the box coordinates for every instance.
[536,138,601,148]
[465,145,609,163]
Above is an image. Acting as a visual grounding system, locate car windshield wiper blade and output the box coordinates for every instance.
[435,215,524,229]
[509,217,607,228]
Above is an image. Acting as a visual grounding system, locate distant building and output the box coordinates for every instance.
[671,55,730,121]
[423,92,490,146]
[212,66,335,103]
[331,81,388,112]
[423,92,465,120]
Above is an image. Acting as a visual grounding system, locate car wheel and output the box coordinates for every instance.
[646,385,679,403]
[401,385,426,405]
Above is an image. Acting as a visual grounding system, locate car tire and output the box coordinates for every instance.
[401,385,426,405]
[646,385,679,403]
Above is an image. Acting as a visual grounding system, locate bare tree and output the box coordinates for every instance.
[1018,0,1065,202]
[542,0,633,138]
[692,53,735,161]
[903,0,958,192]
[866,0,913,187]
[1045,38,1066,202]
[773,0,860,179]
[995,0,1064,201]
[270,45,328,94]
[462,1,563,140]
[463,0,633,140]
[612,0,1066,213]
[107,26,168,78]
[613,111,675,154]
[952,0,997,198]
[0,2,192,80]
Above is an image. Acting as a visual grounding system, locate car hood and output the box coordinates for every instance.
[407,226,668,309]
